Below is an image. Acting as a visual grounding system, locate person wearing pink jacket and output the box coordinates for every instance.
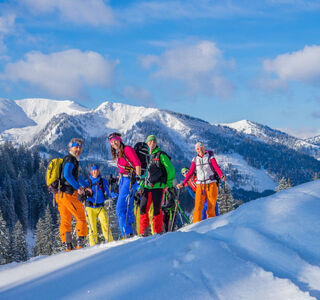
[108,132,141,237]
[177,142,226,223]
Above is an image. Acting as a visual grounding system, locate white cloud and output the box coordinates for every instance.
[0,49,118,98]
[263,45,320,84]
[21,0,115,26]
[0,14,15,55]
[140,40,235,99]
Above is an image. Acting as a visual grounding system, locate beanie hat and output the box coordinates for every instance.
[145,135,157,144]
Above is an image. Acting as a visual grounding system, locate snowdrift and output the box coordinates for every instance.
[0,180,319,300]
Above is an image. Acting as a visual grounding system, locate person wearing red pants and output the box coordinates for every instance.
[139,135,175,236]
[177,142,226,223]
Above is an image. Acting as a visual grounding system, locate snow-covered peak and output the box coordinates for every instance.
[15,98,89,126]
[95,101,159,132]
[222,119,270,136]
[0,98,35,132]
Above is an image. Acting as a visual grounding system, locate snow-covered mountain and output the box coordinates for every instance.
[222,119,320,159]
[305,135,320,146]
[1,180,319,300]
[0,98,35,133]
[0,98,319,199]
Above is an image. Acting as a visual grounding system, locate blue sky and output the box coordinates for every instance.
[0,0,320,138]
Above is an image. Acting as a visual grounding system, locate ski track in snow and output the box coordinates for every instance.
[0,181,320,299]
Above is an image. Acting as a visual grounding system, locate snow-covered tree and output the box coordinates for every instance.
[0,210,11,264]
[276,177,292,192]
[36,205,55,256]
[11,220,27,262]
[218,182,236,215]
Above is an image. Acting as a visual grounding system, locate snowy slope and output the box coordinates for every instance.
[223,120,320,158]
[0,180,319,300]
[0,99,35,133]
[0,99,89,144]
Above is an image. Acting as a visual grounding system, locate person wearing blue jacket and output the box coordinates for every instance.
[57,138,88,251]
[84,165,114,246]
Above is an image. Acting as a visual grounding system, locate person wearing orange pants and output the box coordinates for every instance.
[56,191,88,243]
[56,138,89,251]
[193,182,218,223]
[177,142,226,224]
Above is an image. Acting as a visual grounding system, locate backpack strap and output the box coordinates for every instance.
[99,177,105,195]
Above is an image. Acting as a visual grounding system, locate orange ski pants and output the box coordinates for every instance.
[193,182,218,223]
[56,192,88,242]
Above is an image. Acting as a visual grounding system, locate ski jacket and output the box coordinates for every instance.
[143,147,175,190]
[117,145,141,175]
[60,154,86,195]
[84,175,113,206]
[183,151,223,186]
[187,175,197,193]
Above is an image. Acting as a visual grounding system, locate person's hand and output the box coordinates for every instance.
[221,175,227,182]
[138,188,144,195]
[77,187,85,195]
[176,183,184,189]
[85,188,93,197]
[163,186,169,193]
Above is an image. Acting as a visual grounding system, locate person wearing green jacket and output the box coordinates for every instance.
[139,135,175,236]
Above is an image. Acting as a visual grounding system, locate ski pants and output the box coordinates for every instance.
[134,202,154,235]
[116,176,138,237]
[140,188,164,235]
[56,191,88,243]
[188,187,219,220]
[193,182,218,223]
[85,206,113,246]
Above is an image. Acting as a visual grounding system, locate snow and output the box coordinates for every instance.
[0,98,89,144]
[216,153,277,192]
[0,98,35,133]
[223,120,320,158]
[0,180,319,299]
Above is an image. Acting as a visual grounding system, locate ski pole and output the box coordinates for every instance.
[83,202,97,245]
[175,201,191,224]
[169,189,181,232]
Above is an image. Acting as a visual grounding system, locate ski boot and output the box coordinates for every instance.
[64,242,74,252]
[76,236,86,249]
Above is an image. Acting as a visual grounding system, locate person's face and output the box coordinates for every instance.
[70,146,82,157]
[147,140,157,153]
[91,169,100,178]
[110,139,121,150]
[196,146,205,156]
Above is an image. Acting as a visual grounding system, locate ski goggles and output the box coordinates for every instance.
[181,168,189,176]
[68,139,84,148]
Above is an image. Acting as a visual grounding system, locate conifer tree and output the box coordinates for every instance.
[0,210,11,264]
[276,177,292,192]
[218,182,236,215]
[11,220,27,262]
[35,205,54,256]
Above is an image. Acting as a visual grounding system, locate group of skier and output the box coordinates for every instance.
[52,134,226,251]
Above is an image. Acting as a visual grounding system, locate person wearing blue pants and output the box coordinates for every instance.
[108,132,141,237]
